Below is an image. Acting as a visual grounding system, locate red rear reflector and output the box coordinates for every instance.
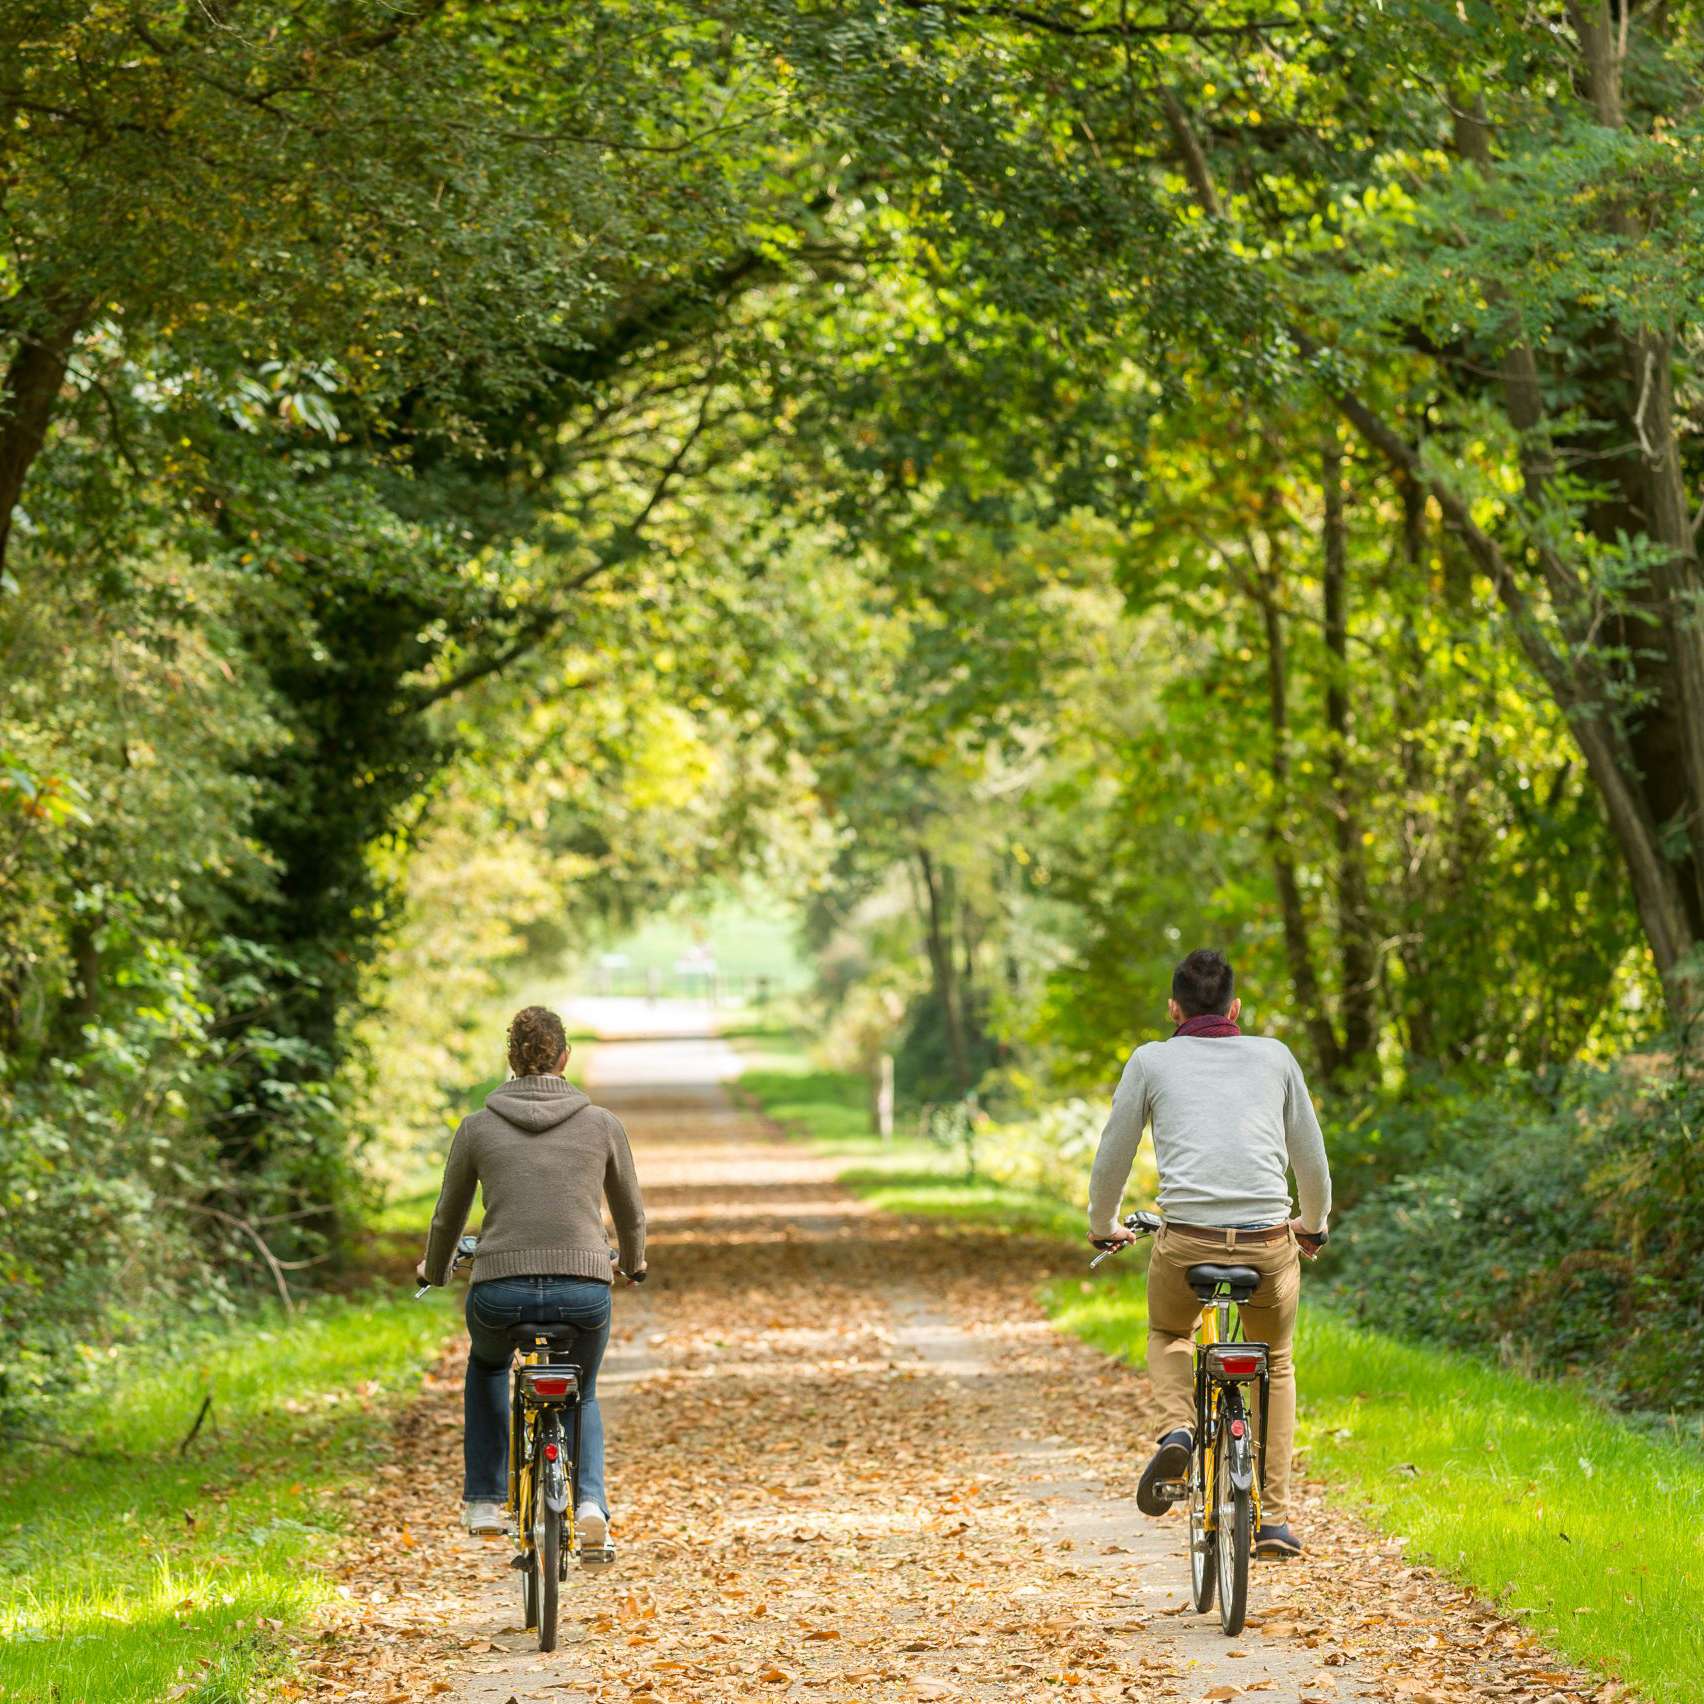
[1218,1355,1262,1377]
[543,1442,559,1461]
[1229,1419,1246,1438]
[532,1377,571,1397]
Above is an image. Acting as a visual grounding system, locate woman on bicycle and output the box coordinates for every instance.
[416,1005,647,1545]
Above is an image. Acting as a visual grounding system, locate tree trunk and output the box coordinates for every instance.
[0,292,87,575]
[1442,22,1704,1000]
[916,846,973,1097]
[1251,534,1341,1076]
[1163,73,1704,1011]
[1322,377,1701,1007]
[1393,479,1437,1060]
[50,916,102,1053]
[1322,437,1378,1063]
[1572,0,1704,951]
[1622,339,1704,923]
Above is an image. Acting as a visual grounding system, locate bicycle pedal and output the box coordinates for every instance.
[578,1543,616,1566]
[508,1553,529,1570]
[1156,1480,1188,1498]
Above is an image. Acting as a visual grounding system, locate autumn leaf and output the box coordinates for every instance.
[304,1056,1606,1704]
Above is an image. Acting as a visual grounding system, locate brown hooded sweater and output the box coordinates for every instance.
[422,1075,646,1286]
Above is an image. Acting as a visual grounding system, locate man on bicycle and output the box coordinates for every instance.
[1087,948,1331,1559]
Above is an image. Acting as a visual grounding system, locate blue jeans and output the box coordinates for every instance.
[464,1276,612,1514]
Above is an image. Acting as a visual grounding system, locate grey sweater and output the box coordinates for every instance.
[1088,1036,1331,1237]
[423,1076,647,1286]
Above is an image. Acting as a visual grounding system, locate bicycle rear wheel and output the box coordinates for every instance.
[1215,1432,1251,1636]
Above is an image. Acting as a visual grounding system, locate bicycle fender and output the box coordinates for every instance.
[543,1456,569,1515]
[1228,1436,1255,1494]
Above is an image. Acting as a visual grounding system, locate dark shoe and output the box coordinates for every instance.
[1255,1522,1302,1558]
[1136,1429,1193,1516]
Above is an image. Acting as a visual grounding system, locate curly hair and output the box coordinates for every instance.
[507,1005,568,1077]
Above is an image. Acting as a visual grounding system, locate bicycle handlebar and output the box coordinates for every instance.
[414,1237,646,1296]
[1088,1209,1164,1269]
[1088,1211,1327,1269]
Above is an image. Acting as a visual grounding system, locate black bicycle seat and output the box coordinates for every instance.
[1186,1263,1260,1302]
[505,1321,583,1351]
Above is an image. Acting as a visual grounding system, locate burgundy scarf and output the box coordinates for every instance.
[1173,1012,1241,1039]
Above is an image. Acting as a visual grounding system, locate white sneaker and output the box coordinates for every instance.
[462,1499,508,1536]
[576,1501,609,1550]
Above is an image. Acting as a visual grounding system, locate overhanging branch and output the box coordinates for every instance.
[404,370,723,714]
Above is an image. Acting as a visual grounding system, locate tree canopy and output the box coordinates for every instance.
[3,0,1702,1415]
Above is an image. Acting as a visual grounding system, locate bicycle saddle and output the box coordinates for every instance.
[1186,1263,1260,1302]
[505,1321,583,1350]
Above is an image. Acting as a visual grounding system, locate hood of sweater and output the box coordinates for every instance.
[484,1075,591,1133]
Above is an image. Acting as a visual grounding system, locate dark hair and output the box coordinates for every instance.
[1171,948,1235,1017]
[507,1005,567,1077]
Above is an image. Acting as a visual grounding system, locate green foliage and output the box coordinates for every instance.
[1329,1051,1704,1411]
[0,1289,457,1703]
[5,0,1704,1500]
[892,986,1000,1107]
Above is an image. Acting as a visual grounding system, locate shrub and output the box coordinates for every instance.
[1328,1051,1704,1414]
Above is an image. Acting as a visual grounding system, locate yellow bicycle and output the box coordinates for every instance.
[416,1235,619,1653]
[506,1323,602,1651]
[1091,1212,1270,1636]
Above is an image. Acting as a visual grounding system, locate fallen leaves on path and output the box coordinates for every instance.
[299,1056,1619,1704]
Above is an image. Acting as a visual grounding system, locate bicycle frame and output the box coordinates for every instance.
[508,1341,584,1565]
[1192,1291,1269,1542]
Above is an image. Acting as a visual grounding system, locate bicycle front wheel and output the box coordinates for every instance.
[537,1507,561,1653]
[520,1544,539,1631]
[517,1466,539,1631]
[1215,1435,1251,1636]
[1188,1439,1215,1614]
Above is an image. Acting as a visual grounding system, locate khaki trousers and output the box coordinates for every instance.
[1145,1223,1301,1523]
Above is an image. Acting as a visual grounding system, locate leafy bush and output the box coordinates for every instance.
[0,921,362,1426]
[973,1098,1152,1207]
[1328,1052,1704,1413]
[892,987,1001,1105]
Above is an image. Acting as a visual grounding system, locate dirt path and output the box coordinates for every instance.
[308,1007,1619,1704]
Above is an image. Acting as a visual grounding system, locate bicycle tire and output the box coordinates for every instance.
[521,1545,539,1630]
[1215,1437,1251,1636]
[519,1466,539,1631]
[538,1506,561,1653]
[1188,1437,1215,1614]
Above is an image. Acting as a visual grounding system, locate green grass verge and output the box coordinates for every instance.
[1051,1270,1703,1704]
[736,1041,1704,1704]
[0,1289,461,1703]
